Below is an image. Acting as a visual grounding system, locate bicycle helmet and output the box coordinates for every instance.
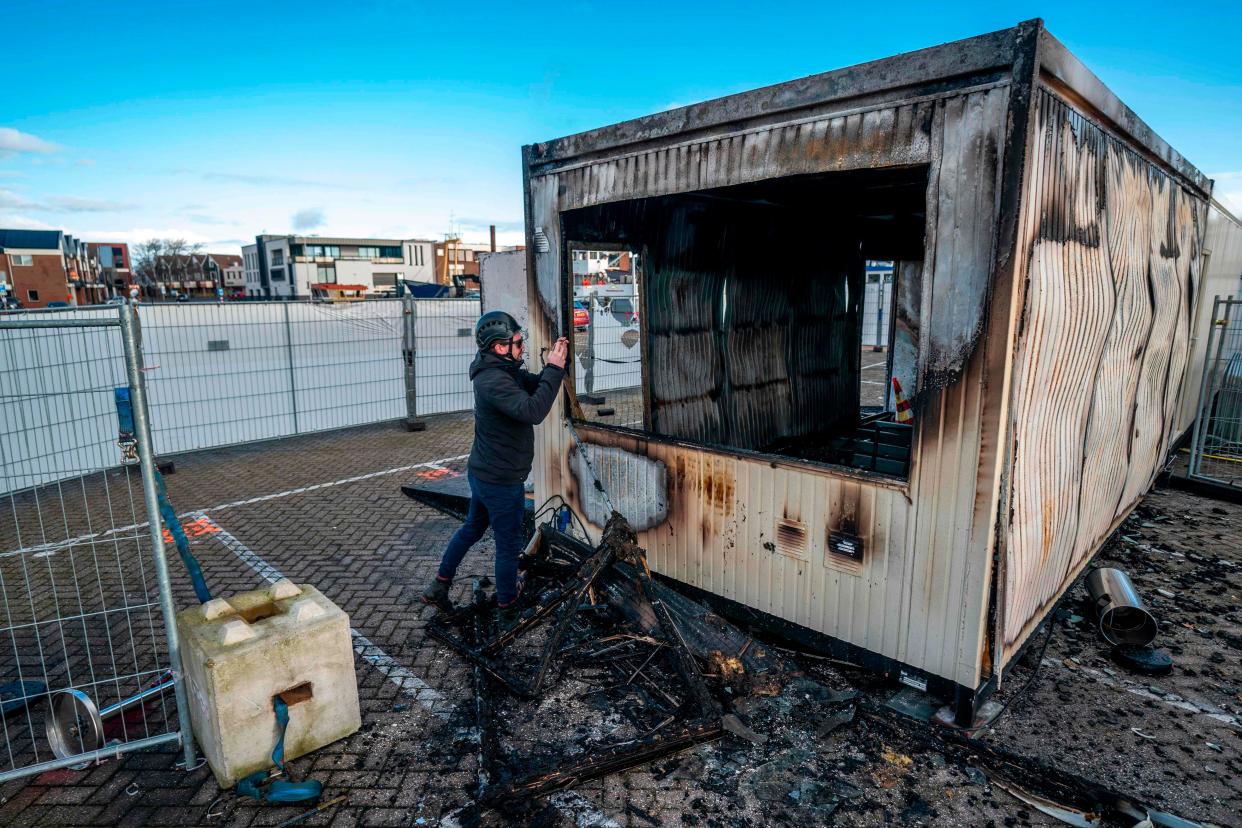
[475,310,521,350]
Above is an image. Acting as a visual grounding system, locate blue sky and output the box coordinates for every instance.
[2,0,1239,252]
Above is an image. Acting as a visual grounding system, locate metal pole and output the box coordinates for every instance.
[283,302,300,434]
[0,318,121,329]
[0,732,182,785]
[879,278,889,352]
[583,294,601,404]
[1188,297,1222,478]
[402,294,425,431]
[118,301,197,770]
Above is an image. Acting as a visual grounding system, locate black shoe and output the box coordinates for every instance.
[496,604,520,631]
[421,579,453,613]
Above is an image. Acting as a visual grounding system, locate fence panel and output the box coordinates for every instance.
[861,268,894,348]
[140,303,297,454]
[1189,296,1242,487]
[0,308,123,492]
[574,301,644,428]
[286,301,405,433]
[412,298,479,416]
[2,299,483,499]
[0,309,189,781]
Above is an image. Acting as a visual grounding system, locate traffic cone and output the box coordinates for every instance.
[892,377,914,424]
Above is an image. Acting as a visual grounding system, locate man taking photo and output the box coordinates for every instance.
[421,311,569,626]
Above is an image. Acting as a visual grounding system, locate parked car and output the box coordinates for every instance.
[46,301,69,308]
[573,301,590,331]
[610,297,639,327]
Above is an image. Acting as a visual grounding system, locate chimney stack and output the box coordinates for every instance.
[489,225,496,252]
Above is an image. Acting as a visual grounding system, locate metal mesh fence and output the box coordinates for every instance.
[1189,296,1242,487]
[861,262,894,349]
[0,309,187,781]
[409,297,481,417]
[573,294,644,430]
[0,296,500,779]
[139,300,406,451]
[1,299,484,497]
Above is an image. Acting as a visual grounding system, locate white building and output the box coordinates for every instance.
[243,235,437,298]
[242,245,261,296]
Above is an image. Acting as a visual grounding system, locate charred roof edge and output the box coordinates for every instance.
[1034,30,1210,196]
[524,21,1038,167]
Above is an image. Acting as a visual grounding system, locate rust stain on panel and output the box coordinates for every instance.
[667,452,735,515]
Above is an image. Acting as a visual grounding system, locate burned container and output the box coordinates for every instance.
[521,20,1242,722]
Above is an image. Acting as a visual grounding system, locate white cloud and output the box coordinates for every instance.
[44,195,135,213]
[0,188,133,213]
[292,207,325,231]
[0,212,57,230]
[0,127,61,157]
[185,214,234,226]
[205,171,351,190]
[0,188,37,210]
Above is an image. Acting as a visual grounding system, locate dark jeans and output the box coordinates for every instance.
[435,471,525,605]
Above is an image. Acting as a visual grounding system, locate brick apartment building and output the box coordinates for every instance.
[87,241,133,296]
[205,253,244,296]
[0,229,85,308]
[433,239,492,283]
[433,234,524,285]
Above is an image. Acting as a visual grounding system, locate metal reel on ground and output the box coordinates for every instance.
[45,689,104,759]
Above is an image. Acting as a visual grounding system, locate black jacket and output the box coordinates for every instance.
[467,351,565,485]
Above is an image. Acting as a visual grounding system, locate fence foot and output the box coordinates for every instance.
[406,419,427,432]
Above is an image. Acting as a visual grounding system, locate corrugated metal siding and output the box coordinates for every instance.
[1002,89,1208,661]
[550,96,947,211]
[531,83,1012,688]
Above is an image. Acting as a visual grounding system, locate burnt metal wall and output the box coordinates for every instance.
[524,21,1230,697]
[564,193,863,451]
[528,82,1013,689]
[1001,88,1208,662]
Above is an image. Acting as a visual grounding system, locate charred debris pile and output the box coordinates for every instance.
[418,508,1211,827]
[426,513,797,812]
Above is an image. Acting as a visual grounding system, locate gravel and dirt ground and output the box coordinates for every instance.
[0,414,1237,827]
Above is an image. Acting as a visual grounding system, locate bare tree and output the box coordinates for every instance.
[131,238,207,298]
[131,239,165,294]
[163,238,190,284]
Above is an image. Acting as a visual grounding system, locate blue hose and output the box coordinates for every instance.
[114,388,211,603]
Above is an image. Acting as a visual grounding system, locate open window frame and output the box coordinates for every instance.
[559,166,929,488]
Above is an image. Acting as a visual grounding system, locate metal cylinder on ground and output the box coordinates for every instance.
[1085,567,1158,647]
[46,675,176,759]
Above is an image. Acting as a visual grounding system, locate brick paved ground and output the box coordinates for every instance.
[0,414,1237,827]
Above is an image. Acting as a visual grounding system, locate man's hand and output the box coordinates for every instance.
[546,337,569,369]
